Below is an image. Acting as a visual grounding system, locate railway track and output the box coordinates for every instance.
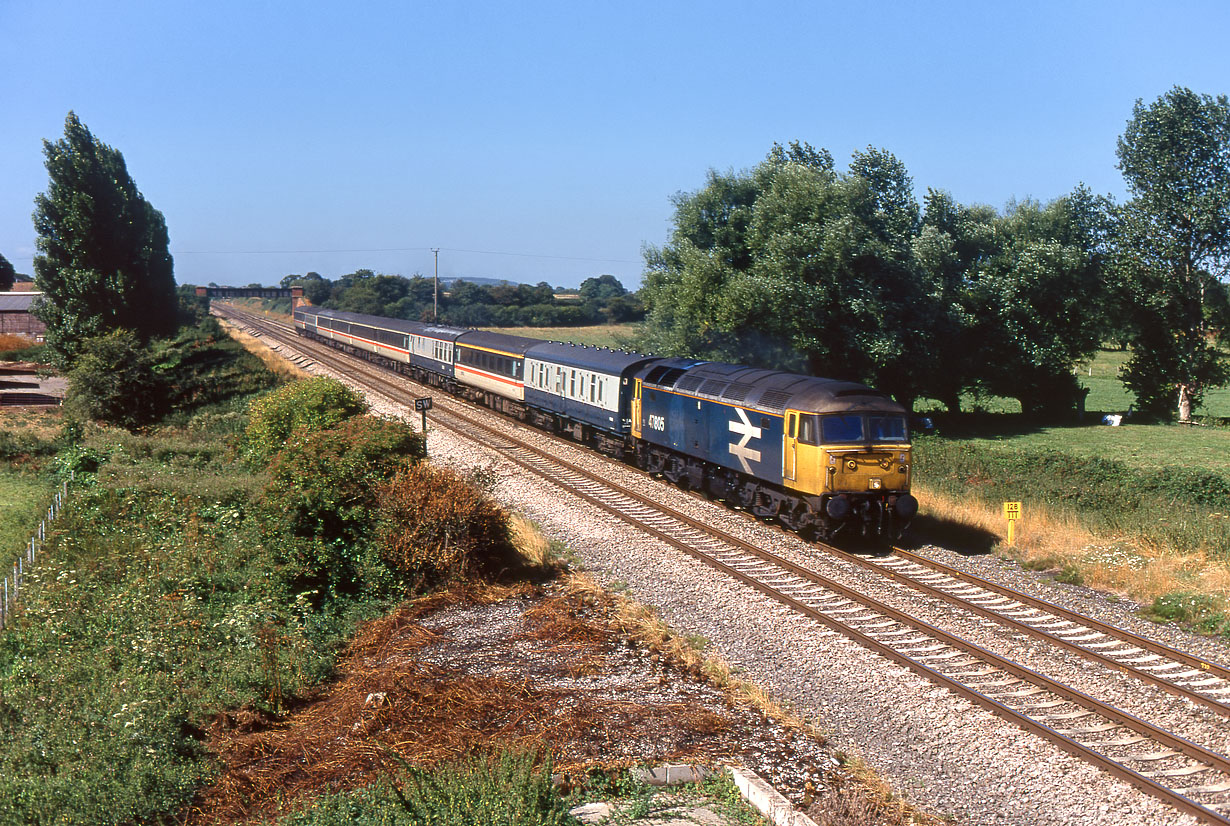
[217,303,1230,823]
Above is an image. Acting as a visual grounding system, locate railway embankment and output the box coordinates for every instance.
[221,301,1230,824]
[914,428,1230,640]
[0,319,926,826]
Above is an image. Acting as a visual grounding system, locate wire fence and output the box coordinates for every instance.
[1,473,72,631]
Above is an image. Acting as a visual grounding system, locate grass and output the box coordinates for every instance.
[911,344,1230,637]
[938,422,1230,476]
[0,472,55,564]
[0,415,60,569]
[917,347,1230,419]
[0,323,403,824]
[475,323,642,350]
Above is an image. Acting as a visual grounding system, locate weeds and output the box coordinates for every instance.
[272,750,572,826]
[1144,592,1230,636]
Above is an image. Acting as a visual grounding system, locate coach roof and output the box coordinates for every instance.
[305,308,463,340]
[526,340,661,376]
[454,329,541,356]
[640,359,903,415]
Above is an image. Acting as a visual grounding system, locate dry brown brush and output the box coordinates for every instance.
[376,463,521,586]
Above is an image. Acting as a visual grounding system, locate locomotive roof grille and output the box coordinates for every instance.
[675,375,706,393]
[756,389,794,412]
[720,383,754,404]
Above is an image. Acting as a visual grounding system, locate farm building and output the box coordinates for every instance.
[0,292,46,338]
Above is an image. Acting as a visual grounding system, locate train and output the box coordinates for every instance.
[292,306,917,541]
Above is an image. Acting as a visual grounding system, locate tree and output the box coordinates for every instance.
[963,191,1112,415]
[640,143,936,406]
[640,142,1110,416]
[1114,87,1230,421]
[579,274,627,303]
[32,112,178,364]
[0,253,14,292]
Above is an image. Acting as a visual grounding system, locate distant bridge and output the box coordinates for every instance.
[196,286,305,311]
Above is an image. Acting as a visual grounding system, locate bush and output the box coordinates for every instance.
[376,464,517,586]
[151,318,282,418]
[0,429,57,460]
[64,330,162,428]
[262,416,425,592]
[242,377,369,463]
[0,333,46,362]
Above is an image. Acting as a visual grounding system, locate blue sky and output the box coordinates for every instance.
[2,1,1228,289]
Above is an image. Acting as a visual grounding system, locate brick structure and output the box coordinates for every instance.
[0,292,47,338]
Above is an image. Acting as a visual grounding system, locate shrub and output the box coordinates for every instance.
[0,429,57,460]
[242,377,369,463]
[151,318,281,417]
[376,464,517,586]
[64,329,162,428]
[262,416,425,592]
[0,333,46,361]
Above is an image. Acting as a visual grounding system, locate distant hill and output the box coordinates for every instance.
[440,276,527,287]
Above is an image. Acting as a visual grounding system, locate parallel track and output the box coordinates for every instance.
[218,304,1230,823]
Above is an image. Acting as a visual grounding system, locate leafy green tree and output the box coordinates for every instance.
[640,143,933,406]
[1114,86,1230,420]
[965,190,1111,415]
[32,112,178,364]
[287,271,333,305]
[641,143,1109,416]
[0,253,14,292]
[579,274,627,302]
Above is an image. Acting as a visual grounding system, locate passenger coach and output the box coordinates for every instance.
[522,342,659,456]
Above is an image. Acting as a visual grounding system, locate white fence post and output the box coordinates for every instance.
[4,478,73,633]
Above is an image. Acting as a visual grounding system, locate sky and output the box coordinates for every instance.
[3,1,1229,290]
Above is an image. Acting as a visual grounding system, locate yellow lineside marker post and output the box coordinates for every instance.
[1003,501,1022,544]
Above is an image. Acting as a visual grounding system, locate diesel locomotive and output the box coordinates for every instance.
[292,306,917,540]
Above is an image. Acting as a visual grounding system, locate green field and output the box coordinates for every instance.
[941,422,1230,476]
[917,347,1230,419]
[476,323,642,350]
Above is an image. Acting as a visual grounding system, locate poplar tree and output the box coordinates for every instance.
[32,112,178,363]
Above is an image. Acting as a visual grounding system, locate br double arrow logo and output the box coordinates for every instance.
[728,408,762,473]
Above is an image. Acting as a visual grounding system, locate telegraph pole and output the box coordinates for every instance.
[431,248,440,321]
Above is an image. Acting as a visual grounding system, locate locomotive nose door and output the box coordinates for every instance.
[784,410,798,481]
[631,379,643,439]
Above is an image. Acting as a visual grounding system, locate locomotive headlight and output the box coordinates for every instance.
[869,478,882,490]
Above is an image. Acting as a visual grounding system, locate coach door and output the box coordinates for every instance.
[631,379,642,439]
[783,410,799,481]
